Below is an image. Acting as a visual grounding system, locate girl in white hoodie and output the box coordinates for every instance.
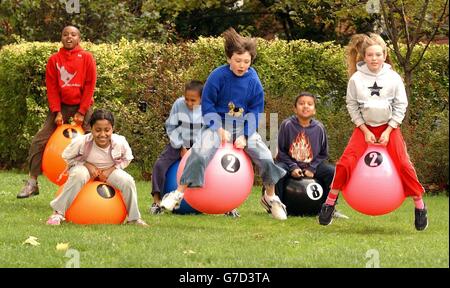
[318,33,428,231]
[46,109,148,226]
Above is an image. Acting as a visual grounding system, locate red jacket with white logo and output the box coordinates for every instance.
[45,45,96,115]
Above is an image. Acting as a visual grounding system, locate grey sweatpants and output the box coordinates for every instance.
[180,127,286,187]
[50,165,141,221]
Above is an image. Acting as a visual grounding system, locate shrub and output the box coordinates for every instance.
[0,39,447,190]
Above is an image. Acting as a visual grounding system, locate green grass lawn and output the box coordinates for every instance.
[0,171,448,268]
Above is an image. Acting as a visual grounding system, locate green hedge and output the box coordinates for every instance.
[0,38,448,190]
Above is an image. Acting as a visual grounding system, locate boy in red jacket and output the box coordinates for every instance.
[17,25,97,198]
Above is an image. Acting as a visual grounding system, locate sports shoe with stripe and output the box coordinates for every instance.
[260,195,287,220]
[160,190,183,212]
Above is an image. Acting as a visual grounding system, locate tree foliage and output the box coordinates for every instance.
[0,0,170,46]
[1,0,448,47]
[376,0,449,123]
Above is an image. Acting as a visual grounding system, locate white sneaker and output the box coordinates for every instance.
[261,195,287,220]
[333,210,349,219]
[160,190,184,212]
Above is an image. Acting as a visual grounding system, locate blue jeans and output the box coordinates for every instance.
[180,127,286,187]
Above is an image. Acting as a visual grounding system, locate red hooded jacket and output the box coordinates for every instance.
[45,45,96,115]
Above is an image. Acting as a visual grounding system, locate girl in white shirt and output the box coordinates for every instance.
[318,33,428,231]
[46,109,148,226]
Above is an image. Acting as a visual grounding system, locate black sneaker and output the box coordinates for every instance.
[149,203,163,215]
[414,206,428,231]
[318,203,335,226]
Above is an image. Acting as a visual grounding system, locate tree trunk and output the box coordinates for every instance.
[403,69,413,126]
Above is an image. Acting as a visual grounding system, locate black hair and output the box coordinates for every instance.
[185,80,203,96]
[62,25,81,37]
[89,109,115,127]
[294,91,317,106]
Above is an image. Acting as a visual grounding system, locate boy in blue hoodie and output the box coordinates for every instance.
[276,92,346,218]
[160,28,287,220]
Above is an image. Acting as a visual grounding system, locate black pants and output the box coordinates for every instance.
[151,144,181,196]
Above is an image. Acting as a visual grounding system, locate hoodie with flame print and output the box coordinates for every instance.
[276,116,329,174]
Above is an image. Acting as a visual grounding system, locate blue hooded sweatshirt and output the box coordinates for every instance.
[201,64,264,137]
